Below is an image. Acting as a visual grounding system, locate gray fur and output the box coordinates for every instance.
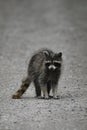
[12,48,62,99]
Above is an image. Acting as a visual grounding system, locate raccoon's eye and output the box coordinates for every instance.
[53,62,61,68]
[45,62,51,67]
[45,61,51,67]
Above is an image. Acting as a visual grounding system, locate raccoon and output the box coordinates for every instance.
[12,48,62,99]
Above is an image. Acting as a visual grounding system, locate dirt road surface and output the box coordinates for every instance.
[0,0,87,130]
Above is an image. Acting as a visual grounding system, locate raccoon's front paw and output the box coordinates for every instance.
[12,94,21,99]
[53,95,60,99]
[44,95,49,100]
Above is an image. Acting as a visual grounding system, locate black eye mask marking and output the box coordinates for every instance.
[45,60,61,70]
[53,60,62,67]
[45,61,51,67]
[53,62,61,68]
[45,63,51,67]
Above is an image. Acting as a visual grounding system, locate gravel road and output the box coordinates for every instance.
[0,0,87,130]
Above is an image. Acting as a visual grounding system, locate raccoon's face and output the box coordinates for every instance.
[45,52,62,71]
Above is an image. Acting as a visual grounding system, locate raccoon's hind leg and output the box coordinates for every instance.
[34,79,48,99]
[12,77,31,99]
[34,79,41,97]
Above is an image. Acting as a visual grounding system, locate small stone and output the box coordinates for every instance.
[14,121,17,124]
[72,109,75,111]
[48,110,52,113]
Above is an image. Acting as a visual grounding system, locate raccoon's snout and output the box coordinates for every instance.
[48,65,56,70]
[45,62,56,70]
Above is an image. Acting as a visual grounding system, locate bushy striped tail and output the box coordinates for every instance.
[12,77,31,99]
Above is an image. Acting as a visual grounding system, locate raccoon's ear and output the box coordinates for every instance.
[43,50,49,57]
[57,52,62,57]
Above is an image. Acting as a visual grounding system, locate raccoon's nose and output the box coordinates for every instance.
[48,65,56,70]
